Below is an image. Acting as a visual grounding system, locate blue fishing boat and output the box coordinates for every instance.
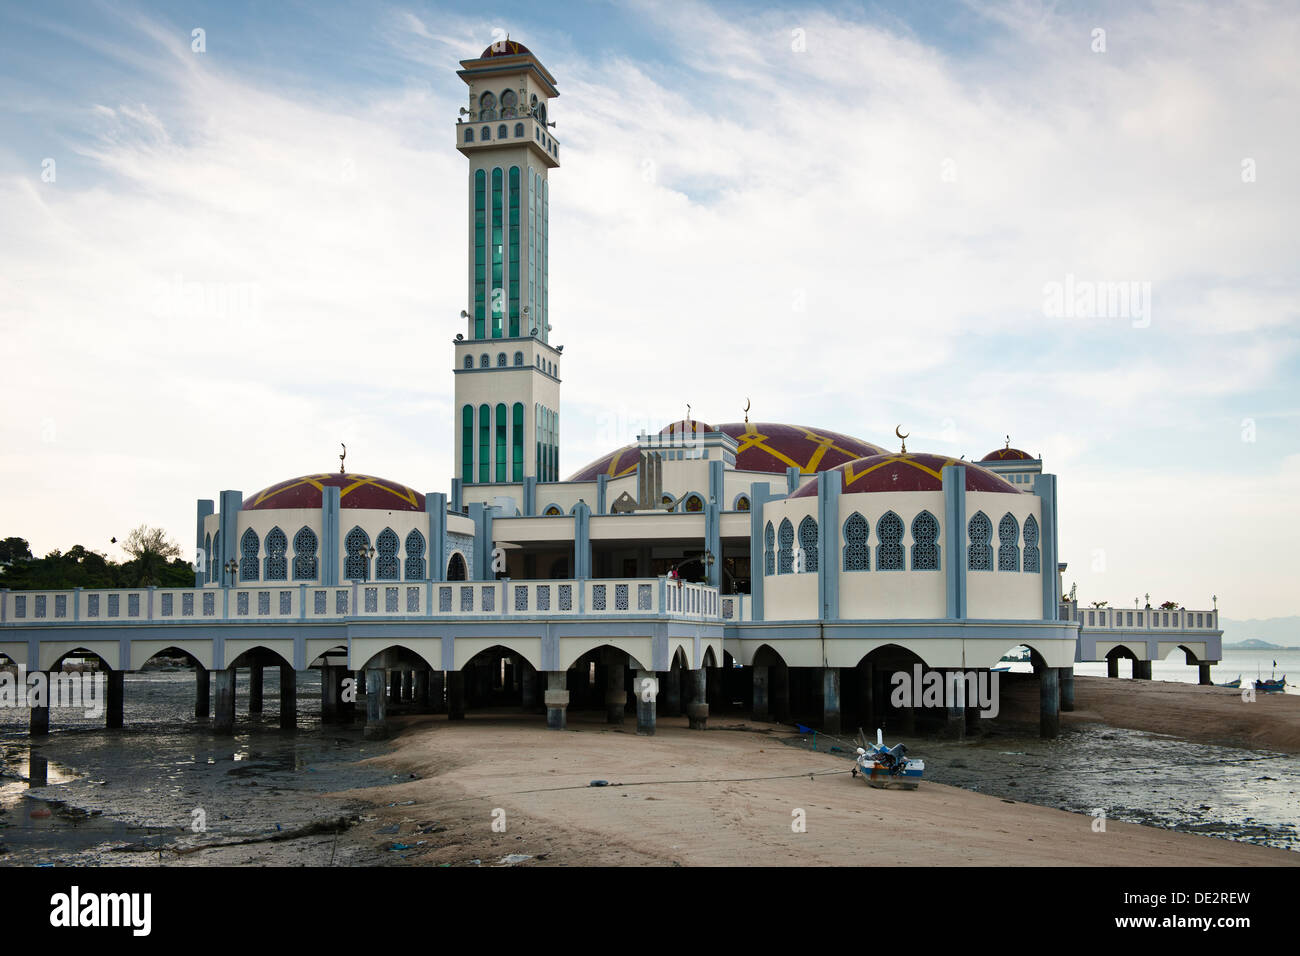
[853,729,924,790]
[1255,675,1286,693]
[1216,675,1241,688]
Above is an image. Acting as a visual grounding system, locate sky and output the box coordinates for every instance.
[1,0,1296,616]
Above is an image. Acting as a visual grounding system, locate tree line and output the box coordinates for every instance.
[0,526,194,590]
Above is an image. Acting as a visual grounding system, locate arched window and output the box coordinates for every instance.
[911,511,940,571]
[1023,514,1041,573]
[345,526,371,581]
[480,125,490,139]
[479,354,489,368]
[464,127,474,143]
[501,89,517,114]
[240,527,259,582]
[404,530,426,580]
[265,526,288,580]
[447,551,467,581]
[514,122,524,137]
[777,518,794,574]
[293,527,318,580]
[876,512,904,570]
[479,91,497,119]
[968,512,993,571]
[463,355,473,369]
[798,515,819,572]
[682,493,704,513]
[998,513,1020,572]
[513,351,523,366]
[735,495,750,512]
[496,352,507,367]
[461,405,474,485]
[212,531,220,581]
[511,402,524,482]
[497,124,507,139]
[376,528,399,580]
[843,512,869,571]
[204,532,212,581]
[764,522,775,576]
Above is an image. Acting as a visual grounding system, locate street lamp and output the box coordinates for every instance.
[353,545,376,582]
[224,558,238,587]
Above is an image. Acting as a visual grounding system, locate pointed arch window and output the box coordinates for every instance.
[463,355,473,369]
[514,122,524,137]
[345,527,371,581]
[464,127,474,143]
[998,513,1021,572]
[376,528,399,580]
[240,528,260,582]
[265,526,288,580]
[764,521,775,576]
[404,530,426,580]
[480,124,491,139]
[496,352,507,367]
[797,515,819,572]
[843,512,869,571]
[911,510,940,571]
[204,532,212,581]
[1023,514,1041,573]
[777,518,794,574]
[682,493,704,513]
[513,351,523,366]
[497,124,507,139]
[876,512,904,570]
[212,531,220,582]
[447,551,467,581]
[968,511,993,571]
[293,527,318,580]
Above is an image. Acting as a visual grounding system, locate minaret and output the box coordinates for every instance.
[453,37,563,489]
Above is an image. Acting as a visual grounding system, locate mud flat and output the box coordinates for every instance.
[327,712,1299,867]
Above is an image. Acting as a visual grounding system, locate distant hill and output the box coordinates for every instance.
[1219,617,1300,649]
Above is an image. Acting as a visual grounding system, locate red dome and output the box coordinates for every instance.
[566,422,888,481]
[243,474,425,512]
[790,453,1021,497]
[981,446,1036,461]
[480,39,531,58]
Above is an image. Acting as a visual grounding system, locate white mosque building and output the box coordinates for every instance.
[0,39,1222,740]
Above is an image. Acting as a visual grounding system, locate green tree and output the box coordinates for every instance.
[0,536,32,564]
[120,525,183,587]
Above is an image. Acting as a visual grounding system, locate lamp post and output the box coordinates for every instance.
[353,545,376,582]
[224,559,238,588]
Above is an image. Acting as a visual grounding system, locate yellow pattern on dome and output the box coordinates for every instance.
[841,454,959,488]
[248,473,421,509]
[733,424,864,474]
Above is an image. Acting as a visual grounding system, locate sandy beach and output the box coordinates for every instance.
[310,676,1300,867]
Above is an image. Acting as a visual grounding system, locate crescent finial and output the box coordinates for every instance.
[743,397,751,423]
[895,425,909,454]
[339,442,347,475]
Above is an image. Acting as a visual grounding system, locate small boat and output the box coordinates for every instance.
[853,729,924,790]
[991,664,1012,672]
[1216,675,1241,688]
[1254,676,1286,693]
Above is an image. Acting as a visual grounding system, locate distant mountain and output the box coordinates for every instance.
[1225,638,1284,650]
[1219,617,1300,649]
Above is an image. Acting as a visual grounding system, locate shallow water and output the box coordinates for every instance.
[0,670,397,865]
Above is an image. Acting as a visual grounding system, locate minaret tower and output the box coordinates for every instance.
[453,37,563,491]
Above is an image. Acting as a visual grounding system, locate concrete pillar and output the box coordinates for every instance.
[364,668,388,739]
[213,669,236,735]
[545,671,569,730]
[30,673,50,735]
[430,671,446,714]
[661,666,681,717]
[521,665,538,712]
[771,664,791,723]
[751,665,769,721]
[1039,666,1060,739]
[858,663,874,731]
[1059,666,1075,712]
[940,670,965,740]
[687,669,708,730]
[1198,663,1212,686]
[1107,656,1119,678]
[279,667,297,730]
[635,669,657,736]
[821,667,841,735]
[605,661,625,724]
[248,664,264,714]
[1134,660,1152,680]
[447,671,466,720]
[415,670,430,711]
[320,665,340,722]
[195,667,210,720]
[106,670,124,729]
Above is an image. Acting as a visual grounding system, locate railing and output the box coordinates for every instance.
[0,579,723,625]
[720,593,751,622]
[1061,602,1219,631]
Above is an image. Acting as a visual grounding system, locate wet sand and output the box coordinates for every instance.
[327,709,1299,867]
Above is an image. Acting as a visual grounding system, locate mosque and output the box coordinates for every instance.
[0,39,1222,740]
